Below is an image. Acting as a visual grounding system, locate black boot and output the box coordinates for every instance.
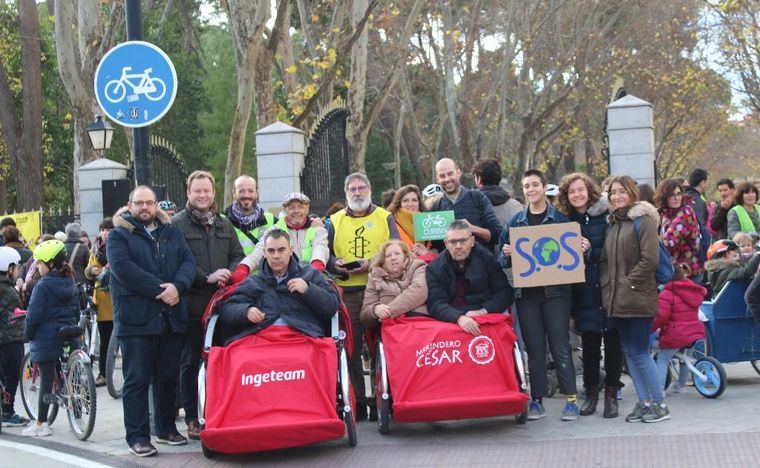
[579,389,598,416]
[603,386,619,418]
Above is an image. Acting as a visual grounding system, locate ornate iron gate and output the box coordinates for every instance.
[301,100,350,216]
[149,136,188,207]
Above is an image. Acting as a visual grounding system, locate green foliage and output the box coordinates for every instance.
[364,133,416,196]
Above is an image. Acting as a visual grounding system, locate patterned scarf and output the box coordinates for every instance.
[188,201,220,227]
[229,202,263,230]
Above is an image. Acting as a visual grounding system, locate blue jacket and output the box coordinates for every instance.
[567,199,609,332]
[107,208,196,337]
[220,255,340,345]
[497,204,572,298]
[426,243,513,322]
[24,271,79,363]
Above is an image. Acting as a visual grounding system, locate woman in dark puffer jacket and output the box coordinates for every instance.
[557,173,623,418]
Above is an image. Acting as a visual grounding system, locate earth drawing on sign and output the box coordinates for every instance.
[532,237,560,266]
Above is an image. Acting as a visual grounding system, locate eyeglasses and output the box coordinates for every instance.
[669,192,683,198]
[446,236,471,246]
[131,200,156,207]
[347,185,369,194]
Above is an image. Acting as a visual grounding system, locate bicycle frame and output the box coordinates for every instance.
[668,348,710,385]
[119,67,158,94]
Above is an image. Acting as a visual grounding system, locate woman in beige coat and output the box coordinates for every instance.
[600,175,669,424]
[360,240,428,327]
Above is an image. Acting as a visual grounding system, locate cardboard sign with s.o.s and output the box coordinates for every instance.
[508,222,585,288]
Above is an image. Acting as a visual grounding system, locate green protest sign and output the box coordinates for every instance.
[413,211,455,241]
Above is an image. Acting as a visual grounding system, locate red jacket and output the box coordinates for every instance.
[653,279,706,349]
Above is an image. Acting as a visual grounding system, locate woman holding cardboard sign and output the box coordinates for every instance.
[387,185,436,261]
[600,176,670,423]
[557,173,623,419]
[498,169,579,422]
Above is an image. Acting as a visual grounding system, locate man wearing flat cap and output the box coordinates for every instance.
[235,192,329,276]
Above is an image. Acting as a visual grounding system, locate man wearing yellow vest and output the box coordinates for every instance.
[239,192,329,274]
[223,175,277,255]
[328,172,399,420]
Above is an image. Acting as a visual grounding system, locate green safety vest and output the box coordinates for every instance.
[276,218,317,262]
[234,212,275,255]
[730,204,760,233]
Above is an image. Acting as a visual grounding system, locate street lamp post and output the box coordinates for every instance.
[87,115,114,152]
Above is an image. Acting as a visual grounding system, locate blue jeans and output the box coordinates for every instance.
[655,348,688,391]
[614,318,664,403]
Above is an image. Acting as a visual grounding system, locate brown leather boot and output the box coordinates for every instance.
[579,389,598,416]
[603,386,619,418]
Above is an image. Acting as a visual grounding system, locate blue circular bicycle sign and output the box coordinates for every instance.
[94,41,177,128]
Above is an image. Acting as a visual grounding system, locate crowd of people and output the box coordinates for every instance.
[0,161,759,457]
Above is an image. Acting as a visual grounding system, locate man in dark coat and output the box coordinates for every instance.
[171,171,245,440]
[426,220,513,335]
[710,178,735,240]
[108,186,196,457]
[220,229,340,345]
[684,168,709,226]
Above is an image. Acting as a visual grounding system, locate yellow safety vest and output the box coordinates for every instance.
[275,218,317,262]
[234,212,275,255]
[330,208,391,287]
[730,204,760,233]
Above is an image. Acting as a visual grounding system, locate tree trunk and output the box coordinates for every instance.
[225,47,258,206]
[17,0,44,211]
[346,0,369,172]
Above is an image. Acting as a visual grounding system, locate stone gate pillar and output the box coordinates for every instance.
[607,95,656,187]
[255,122,306,212]
[78,158,129,237]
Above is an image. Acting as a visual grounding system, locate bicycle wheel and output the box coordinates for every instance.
[19,353,58,424]
[66,354,97,440]
[145,77,167,101]
[693,357,727,399]
[750,360,760,376]
[104,80,126,103]
[106,334,124,399]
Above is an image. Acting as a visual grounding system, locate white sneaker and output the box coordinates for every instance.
[668,382,688,394]
[21,423,52,437]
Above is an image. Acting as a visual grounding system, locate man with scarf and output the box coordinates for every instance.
[238,192,329,275]
[327,172,399,420]
[172,170,245,440]
[84,217,115,386]
[224,175,277,255]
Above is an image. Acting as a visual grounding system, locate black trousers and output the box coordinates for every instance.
[342,290,366,407]
[747,273,760,326]
[517,293,577,399]
[120,330,183,446]
[0,342,24,415]
[580,329,623,392]
[97,321,113,377]
[36,361,57,423]
[180,320,203,423]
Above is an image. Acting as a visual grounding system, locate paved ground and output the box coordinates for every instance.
[2,362,760,467]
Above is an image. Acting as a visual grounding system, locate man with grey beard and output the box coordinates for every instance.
[327,172,399,420]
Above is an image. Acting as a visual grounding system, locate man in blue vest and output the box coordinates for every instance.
[223,175,276,255]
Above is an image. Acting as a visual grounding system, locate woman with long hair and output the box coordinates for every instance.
[387,185,435,259]
[654,179,704,282]
[557,173,623,418]
[600,176,669,423]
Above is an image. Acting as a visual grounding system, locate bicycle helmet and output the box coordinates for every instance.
[33,239,67,263]
[706,239,738,261]
[0,246,21,272]
[422,184,443,199]
[545,184,559,198]
[158,200,177,212]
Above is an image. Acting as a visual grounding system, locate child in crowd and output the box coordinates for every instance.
[0,247,30,427]
[732,232,758,260]
[22,240,79,437]
[653,265,706,394]
[704,240,760,299]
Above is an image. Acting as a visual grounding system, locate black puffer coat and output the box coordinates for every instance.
[568,198,609,332]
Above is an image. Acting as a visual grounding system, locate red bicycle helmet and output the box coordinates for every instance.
[706,240,738,261]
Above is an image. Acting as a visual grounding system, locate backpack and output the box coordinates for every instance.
[633,217,674,285]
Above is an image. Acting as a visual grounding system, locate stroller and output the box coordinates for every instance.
[196,282,357,457]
